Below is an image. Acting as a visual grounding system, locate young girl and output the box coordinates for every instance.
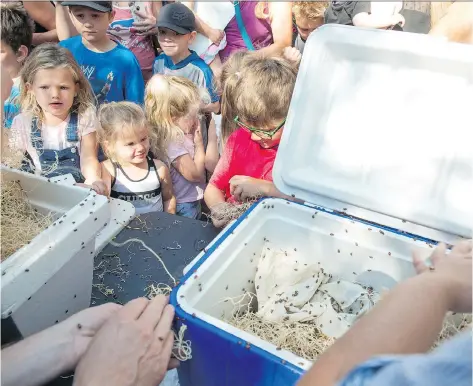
[204,55,298,227]
[145,74,209,219]
[10,43,105,194]
[96,101,176,215]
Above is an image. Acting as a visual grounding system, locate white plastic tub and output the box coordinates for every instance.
[171,25,473,386]
[1,166,110,338]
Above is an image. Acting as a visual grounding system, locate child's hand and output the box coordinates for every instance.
[91,180,108,196]
[283,47,302,66]
[229,176,272,202]
[194,127,204,148]
[208,28,225,46]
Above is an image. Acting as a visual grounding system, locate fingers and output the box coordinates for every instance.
[154,304,175,339]
[430,243,447,266]
[139,295,169,329]
[412,250,427,274]
[452,240,472,257]
[233,186,243,202]
[120,297,149,320]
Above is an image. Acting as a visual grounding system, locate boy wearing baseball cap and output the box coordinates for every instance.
[153,2,219,116]
[58,1,144,105]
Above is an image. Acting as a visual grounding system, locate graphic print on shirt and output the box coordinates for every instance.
[80,65,114,105]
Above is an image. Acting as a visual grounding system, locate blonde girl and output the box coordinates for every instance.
[204,56,297,227]
[145,74,210,219]
[96,101,175,215]
[10,43,105,193]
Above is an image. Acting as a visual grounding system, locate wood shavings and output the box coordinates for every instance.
[207,200,258,227]
[146,283,192,361]
[0,180,53,261]
[435,313,472,348]
[109,238,176,285]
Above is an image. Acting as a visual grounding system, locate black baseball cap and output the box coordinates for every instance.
[61,1,113,12]
[157,2,196,35]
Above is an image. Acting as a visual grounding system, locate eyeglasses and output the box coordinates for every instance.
[234,116,286,139]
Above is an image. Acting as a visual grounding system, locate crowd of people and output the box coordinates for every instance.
[0,1,472,385]
[1,1,471,227]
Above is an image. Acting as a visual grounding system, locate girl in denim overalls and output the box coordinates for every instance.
[10,44,106,195]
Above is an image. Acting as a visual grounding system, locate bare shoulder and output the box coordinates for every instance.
[153,159,170,176]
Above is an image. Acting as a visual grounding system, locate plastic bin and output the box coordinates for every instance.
[1,166,110,339]
[171,25,473,386]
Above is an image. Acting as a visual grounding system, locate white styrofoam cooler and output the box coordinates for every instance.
[171,25,473,385]
[1,166,110,338]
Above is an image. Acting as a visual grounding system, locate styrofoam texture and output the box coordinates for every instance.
[1,166,110,337]
[48,173,136,255]
[174,198,447,375]
[274,25,473,239]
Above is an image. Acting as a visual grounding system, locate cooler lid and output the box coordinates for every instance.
[273,25,473,238]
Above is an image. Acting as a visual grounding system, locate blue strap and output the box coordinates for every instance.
[233,1,255,51]
[31,112,79,150]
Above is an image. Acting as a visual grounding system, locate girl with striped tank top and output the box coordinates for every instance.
[95,101,176,215]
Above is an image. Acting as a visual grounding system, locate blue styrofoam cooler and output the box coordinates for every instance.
[171,25,473,386]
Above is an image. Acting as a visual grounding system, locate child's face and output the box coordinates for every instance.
[0,39,28,79]
[158,28,196,58]
[69,6,115,42]
[246,119,285,149]
[28,68,78,120]
[295,16,324,41]
[111,126,150,165]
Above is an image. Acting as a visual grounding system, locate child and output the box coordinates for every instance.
[96,101,176,214]
[204,56,297,227]
[58,1,145,105]
[1,3,34,128]
[292,1,328,54]
[9,43,105,194]
[325,1,405,29]
[153,2,220,147]
[145,75,209,219]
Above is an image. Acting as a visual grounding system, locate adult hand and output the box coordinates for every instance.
[59,303,122,368]
[229,175,272,202]
[132,9,158,35]
[282,47,302,66]
[413,240,472,313]
[207,28,224,46]
[73,296,177,386]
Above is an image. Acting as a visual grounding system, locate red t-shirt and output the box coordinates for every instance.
[209,128,278,201]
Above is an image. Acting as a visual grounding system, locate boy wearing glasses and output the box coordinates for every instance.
[204,56,298,227]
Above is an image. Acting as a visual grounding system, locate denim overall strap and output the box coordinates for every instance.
[29,113,83,182]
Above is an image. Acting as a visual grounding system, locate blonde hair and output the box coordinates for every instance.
[145,75,207,150]
[97,101,163,162]
[292,1,328,21]
[221,56,297,144]
[254,1,269,19]
[19,43,95,123]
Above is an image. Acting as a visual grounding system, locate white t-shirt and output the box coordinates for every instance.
[10,107,97,173]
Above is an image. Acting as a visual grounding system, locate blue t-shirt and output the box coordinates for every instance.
[3,80,20,129]
[59,35,144,105]
[152,51,219,103]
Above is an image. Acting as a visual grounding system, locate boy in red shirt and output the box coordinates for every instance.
[204,56,297,226]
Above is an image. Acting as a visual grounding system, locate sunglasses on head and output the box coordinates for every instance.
[234,116,286,139]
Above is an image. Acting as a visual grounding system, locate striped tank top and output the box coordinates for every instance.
[110,156,164,214]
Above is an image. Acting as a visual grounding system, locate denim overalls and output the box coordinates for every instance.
[28,112,84,182]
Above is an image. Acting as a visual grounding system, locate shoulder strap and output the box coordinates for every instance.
[233,1,255,51]
[110,161,118,188]
[147,156,161,185]
[30,117,43,150]
[66,112,79,142]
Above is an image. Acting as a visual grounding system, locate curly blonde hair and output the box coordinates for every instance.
[292,1,328,21]
[19,43,95,123]
[97,101,163,162]
[145,75,208,151]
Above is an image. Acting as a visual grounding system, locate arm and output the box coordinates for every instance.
[1,303,120,386]
[23,1,58,45]
[54,2,79,41]
[353,12,405,29]
[297,242,472,386]
[204,182,226,208]
[182,1,224,44]
[256,2,293,58]
[171,130,206,183]
[155,160,176,214]
[80,132,101,184]
[205,118,219,173]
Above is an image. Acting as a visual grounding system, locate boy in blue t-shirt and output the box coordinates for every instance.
[59,1,144,105]
[1,3,34,128]
[153,3,219,115]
